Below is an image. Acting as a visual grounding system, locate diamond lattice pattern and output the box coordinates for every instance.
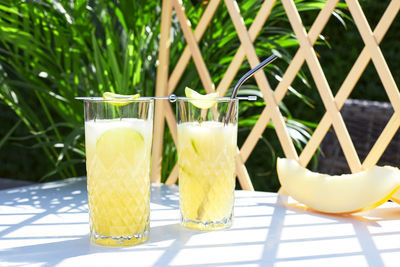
[151,0,400,190]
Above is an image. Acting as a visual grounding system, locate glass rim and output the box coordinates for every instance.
[76,96,243,103]
[175,97,238,102]
[75,97,154,103]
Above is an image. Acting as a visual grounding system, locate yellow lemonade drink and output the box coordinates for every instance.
[178,121,237,230]
[85,117,152,246]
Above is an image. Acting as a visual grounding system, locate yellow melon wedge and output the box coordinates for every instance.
[102,92,140,106]
[185,87,219,109]
[384,166,400,205]
[392,189,400,204]
[277,158,400,214]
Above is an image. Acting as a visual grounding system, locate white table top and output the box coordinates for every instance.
[0,177,399,267]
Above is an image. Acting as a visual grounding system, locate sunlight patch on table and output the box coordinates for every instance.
[0,205,45,214]
[150,209,180,221]
[367,220,399,234]
[381,251,400,267]
[234,205,275,217]
[282,213,340,226]
[56,205,88,213]
[171,244,264,265]
[0,214,34,224]
[185,229,268,246]
[275,255,368,267]
[372,234,400,250]
[2,224,88,238]
[0,238,80,250]
[2,261,44,267]
[31,213,88,224]
[277,238,362,259]
[59,250,166,267]
[281,223,356,241]
[150,202,176,210]
[233,215,272,229]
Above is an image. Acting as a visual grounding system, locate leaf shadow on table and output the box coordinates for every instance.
[0,177,88,237]
[0,178,91,266]
[0,236,91,266]
[150,183,180,209]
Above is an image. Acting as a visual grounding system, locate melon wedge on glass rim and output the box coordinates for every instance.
[185,87,219,109]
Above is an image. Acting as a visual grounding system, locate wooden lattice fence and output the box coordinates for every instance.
[150,0,400,190]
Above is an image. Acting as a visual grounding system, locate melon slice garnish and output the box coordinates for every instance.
[102,92,140,106]
[185,87,219,109]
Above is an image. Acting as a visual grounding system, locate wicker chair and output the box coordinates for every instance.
[316,99,400,175]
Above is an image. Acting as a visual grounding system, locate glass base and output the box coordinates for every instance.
[180,216,232,231]
[90,228,149,247]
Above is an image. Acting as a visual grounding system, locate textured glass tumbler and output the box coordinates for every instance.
[83,98,153,246]
[176,98,238,230]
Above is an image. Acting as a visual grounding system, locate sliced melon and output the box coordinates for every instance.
[392,189,400,204]
[102,92,140,106]
[185,87,219,109]
[277,158,400,214]
[96,127,145,168]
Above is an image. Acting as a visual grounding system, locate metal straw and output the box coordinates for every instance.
[224,54,278,124]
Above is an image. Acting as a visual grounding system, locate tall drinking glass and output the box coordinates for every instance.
[176,97,238,230]
[83,98,153,246]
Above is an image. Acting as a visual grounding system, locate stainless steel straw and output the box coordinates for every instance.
[224,54,277,124]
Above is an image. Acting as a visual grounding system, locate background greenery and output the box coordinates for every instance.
[0,0,398,192]
[295,0,400,123]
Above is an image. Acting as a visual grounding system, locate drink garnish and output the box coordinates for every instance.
[102,92,140,106]
[185,87,218,109]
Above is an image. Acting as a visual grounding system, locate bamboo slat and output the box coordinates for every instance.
[165,163,179,185]
[151,0,173,183]
[216,0,275,97]
[172,0,215,93]
[164,102,178,144]
[168,0,221,95]
[346,0,400,110]
[298,0,400,167]
[240,0,339,162]
[363,113,400,168]
[236,148,254,191]
[282,0,362,172]
[225,0,298,160]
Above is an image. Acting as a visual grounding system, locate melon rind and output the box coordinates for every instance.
[392,189,400,204]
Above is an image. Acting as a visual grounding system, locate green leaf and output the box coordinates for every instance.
[91,31,106,91]
[0,119,21,151]
[57,127,84,164]
[105,28,122,91]
[8,122,75,141]
[40,159,85,181]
